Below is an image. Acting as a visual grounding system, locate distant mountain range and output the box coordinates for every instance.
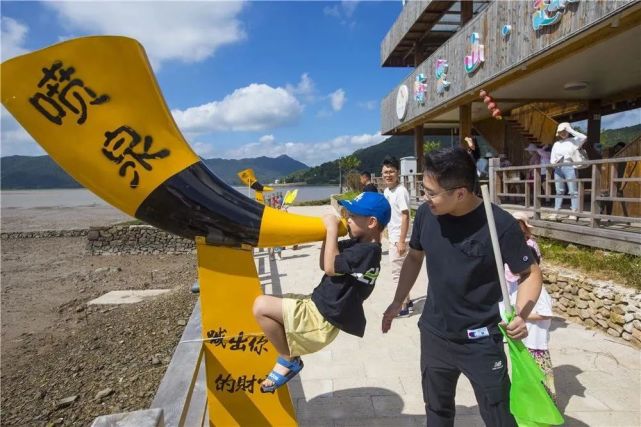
[283,134,456,184]
[0,154,308,190]
[600,123,641,147]
[2,124,638,189]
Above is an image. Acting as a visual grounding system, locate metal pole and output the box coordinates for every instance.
[481,184,513,316]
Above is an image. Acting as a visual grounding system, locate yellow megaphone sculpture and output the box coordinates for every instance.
[1,36,346,426]
[237,168,274,204]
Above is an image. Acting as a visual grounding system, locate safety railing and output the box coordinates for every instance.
[488,156,641,227]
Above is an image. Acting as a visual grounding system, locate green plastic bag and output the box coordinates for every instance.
[499,315,564,427]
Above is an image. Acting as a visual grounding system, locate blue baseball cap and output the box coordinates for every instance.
[338,192,391,227]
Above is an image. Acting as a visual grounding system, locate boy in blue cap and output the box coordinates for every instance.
[253,192,391,392]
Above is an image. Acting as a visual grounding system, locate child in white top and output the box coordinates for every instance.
[503,211,556,401]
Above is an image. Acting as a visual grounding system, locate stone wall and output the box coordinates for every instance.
[1,229,88,239]
[86,225,195,255]
[543,266,641,348]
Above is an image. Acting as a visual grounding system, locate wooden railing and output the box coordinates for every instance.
[489,156,641,226]
[371,156,640,223]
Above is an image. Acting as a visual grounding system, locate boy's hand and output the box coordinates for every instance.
[382,301,402,333]
[322,213,340,231]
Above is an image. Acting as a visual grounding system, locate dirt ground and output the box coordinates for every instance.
[1,206,198,426]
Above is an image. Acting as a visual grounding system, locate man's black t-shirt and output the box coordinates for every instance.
[311,239,382,337]
[362,183,379,193]
[409,202,534,340]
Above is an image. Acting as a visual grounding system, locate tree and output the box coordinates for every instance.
[338,155,361,193]
[423,140,441,154]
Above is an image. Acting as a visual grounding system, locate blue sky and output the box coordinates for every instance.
[1,1,639,166]
[1,0,409,166]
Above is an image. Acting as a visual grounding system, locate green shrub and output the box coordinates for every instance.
[538,237,641,290]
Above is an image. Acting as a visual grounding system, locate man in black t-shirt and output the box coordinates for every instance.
[360,171,379,193]
[254,191,391,393]
[382,147,543,426]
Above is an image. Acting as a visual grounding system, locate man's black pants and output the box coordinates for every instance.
[420,327,517,427]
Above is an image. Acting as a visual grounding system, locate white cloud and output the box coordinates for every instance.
[191,141,217,159]
[172,83,303,133]
[224,131,386,166]
[1,17,29,60]
[285,73,315,99]
[341,1,359,18]
[358,100,378,111]
[602,109,641,130]
[323,1,359,27]
[323,5,341,18]
[44,1,247,69]
[259,135,275,144]
[329,89,347,112]
[0,107,44,157]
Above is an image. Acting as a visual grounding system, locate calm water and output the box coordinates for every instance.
[1,185,339,209]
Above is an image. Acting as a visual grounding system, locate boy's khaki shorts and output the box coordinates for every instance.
[282,295,339,357]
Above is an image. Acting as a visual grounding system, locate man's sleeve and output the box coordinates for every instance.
[500,221,534,276]
[409,206,424,251]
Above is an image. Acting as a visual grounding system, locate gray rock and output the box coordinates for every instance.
[95,388,114,400]
[610,312,626,325]
[55,395,78,409]
[607,321,624,334]
[607,327,622,337]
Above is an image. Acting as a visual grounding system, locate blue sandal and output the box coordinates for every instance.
[260,356,304,393]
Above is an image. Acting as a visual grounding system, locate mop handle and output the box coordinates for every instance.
[480,184,514,317]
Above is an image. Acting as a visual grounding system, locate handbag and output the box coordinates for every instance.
[570,146,590,169]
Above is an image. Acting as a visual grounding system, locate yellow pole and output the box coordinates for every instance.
[197,242,296,426]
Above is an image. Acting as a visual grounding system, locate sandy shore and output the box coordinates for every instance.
[1,203,195,425]
[0,203,335,426]
[1,205,134,232]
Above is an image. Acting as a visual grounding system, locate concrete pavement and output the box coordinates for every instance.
[262,206,641,427]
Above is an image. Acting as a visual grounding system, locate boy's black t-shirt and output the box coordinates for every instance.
[311,238,382,337]
[409,202,534,340]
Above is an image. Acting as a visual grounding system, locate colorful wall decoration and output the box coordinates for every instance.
[414,73,427,106]
[395,84,409,120]
[532,0,579,31]
[501,25,512,39]
[435,59,450,94]
[464,33,484,74]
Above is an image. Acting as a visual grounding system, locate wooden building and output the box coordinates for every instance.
[381,0,640,164]
[380,0,641,254]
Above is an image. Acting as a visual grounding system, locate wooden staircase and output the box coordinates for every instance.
[506,104,560,146]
